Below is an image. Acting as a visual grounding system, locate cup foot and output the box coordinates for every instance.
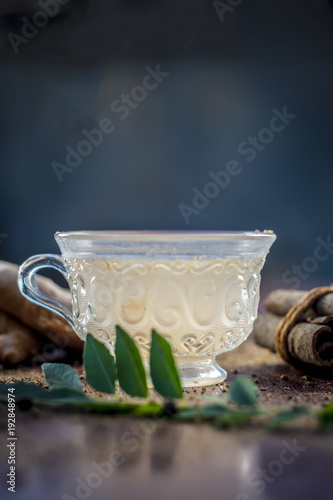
[177,358,227,387]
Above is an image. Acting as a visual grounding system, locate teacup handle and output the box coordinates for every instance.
[18,254,75,329]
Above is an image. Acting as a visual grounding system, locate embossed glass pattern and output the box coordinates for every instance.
[18,231,276,387]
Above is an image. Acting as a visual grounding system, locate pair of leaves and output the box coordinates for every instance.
[84,326,183,399]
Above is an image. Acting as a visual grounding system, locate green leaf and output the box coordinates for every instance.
[267,406,310,429]
[201,395,228,406]
[0,381,88,404]
[228,376,258,406]
[42,363,82,391]
[214,409,260,428]
[0,382,50,400]
[175,404,230,422]
[198,404,230,420]
[36,388,89,404]
[319,402,333,428]
[84,334,117,394]
[173,407,201,421]
[150,330,183,399]
[66,399,139,413]
[115,325,147,397]
[132,403,164,417]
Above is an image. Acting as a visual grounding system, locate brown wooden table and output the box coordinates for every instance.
[1,339,333,500]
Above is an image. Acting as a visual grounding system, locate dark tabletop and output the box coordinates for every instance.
[1,339,333,500]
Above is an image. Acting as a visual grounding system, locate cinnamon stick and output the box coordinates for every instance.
[287,322,333,367]
[265,288,333,317]
[253,313,281,352]
[253,312,333,367]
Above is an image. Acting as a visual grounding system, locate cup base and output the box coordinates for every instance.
[177,358,227,388]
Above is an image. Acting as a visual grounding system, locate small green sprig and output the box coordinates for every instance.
[0,326,332,430]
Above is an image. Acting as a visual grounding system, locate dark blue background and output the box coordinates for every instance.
[0,0,333,293]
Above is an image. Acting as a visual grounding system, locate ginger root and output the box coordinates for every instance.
[0,261,83,365]
[0,311,43,365]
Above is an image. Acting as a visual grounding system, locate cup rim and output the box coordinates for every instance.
[54,230,276,259]
[55,230,276,241]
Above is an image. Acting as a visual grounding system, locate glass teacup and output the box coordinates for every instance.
[18,231,275,386]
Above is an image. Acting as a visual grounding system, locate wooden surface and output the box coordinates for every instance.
[1,339,333,500]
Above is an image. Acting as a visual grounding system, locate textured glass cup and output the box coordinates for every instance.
[18,231,275,387]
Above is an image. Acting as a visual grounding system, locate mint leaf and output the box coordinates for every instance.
[84,334,117,394]
[150,330,182,399]
[319,402,333,428]
[37,388,88,404]
[175,404,229,421]
[42,363,82,391]
[267,406,310,429]
[132,403,164,417]
[115,326,147,397]
[214,409,260,428]
[228,376,258,406]
[0,381,50,400]
[0,381,87,404]
[79,399,140,413]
